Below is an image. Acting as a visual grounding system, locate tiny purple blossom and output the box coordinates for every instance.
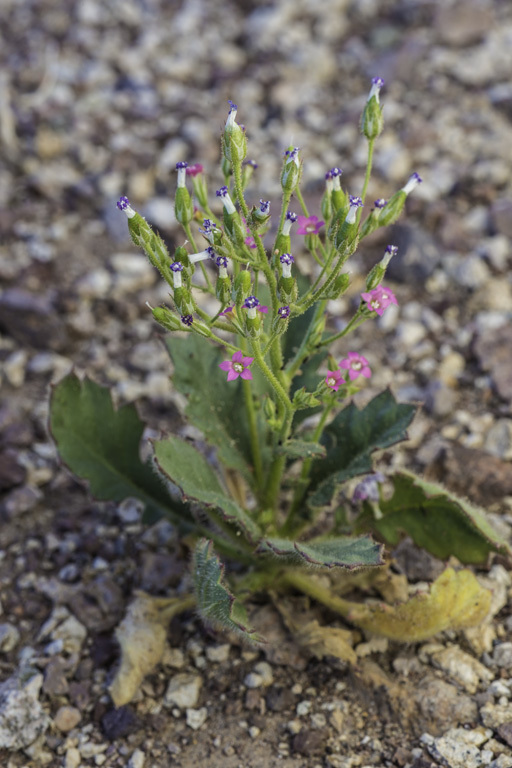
[349,195,363,208]
[228,100,237,112]
[175,161,188,169]
[245,159,258,169]
[296,215,325,235]
[286,211,298,222]
[186,163,203,177]
[339,352,372,381]
[279,253,294,265]
[325,369,345,392]
[245,235,257,249]
[219,350,254,382]
[375,198,387,208]
[116,196,130,211]
[219,306,233,316]
[259,199,270,214]
[330,167,343,177]
[368,77,385,103]
[170,261,183,272]
[402,172,423,195]
[181,315,193,326]
[216,256,228,268]
[243,296,260,310]
[353,472,385,503]
[278,306,290,319]
[206,246,216,259]
[216,186,229,197]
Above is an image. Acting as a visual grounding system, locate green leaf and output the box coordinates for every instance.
[359,471,512,565]
[277,440,327,459]
[193,539,264,642]
[257,535,384,569]
[167,335,270,484]
[308,389,417,509]
[152,434,261,542]
[49,373,190,526]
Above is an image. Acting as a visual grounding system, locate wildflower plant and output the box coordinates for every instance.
[51,81,509,656]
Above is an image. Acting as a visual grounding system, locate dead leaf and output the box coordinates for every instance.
[347,568,492,642]
[295,620,357,664]
[109,591,194,707]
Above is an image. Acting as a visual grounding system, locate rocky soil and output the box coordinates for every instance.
[1,0,512,766]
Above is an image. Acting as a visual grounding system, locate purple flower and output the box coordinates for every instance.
[219,306,233,316]
[181,315,193,326]
[325,369,345,392]
[175,161,188,169]
[330,167,343,178]
[361,285,398,316]
[186,163,203,177]
[219,350,254,382]
[374,198,387,208]
[402,172,422,195]
[245,235,257,249]
[244,159,258,169]
[286,211,298,222]
[277,306,290,319]
[368,77,385,103]
[216,256,228,268]
[228,99,237,112]
[385,245,398,256]
[259,199,270,214]
[353,472,385,503]
[243,296,260,310]
[170,261,183,272]
[216,186,229,197]
[279,253,294,265]
[296,215,325,236]
[339,352,372,381]
[348,195,363,208]
[116,196,130,211]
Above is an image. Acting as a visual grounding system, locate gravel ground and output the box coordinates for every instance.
[1,0,512,766]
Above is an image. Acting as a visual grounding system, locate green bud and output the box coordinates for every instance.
[223,102,247,165]
[317,273,350,300]
[174,245,193,286]
[292,387,321,411]
[242,160,257,188]
[263,397,276,420]
[272,233,291,268]
[326,354,339,372]
[152,306,181,332]
[327,203,349,244]
[365,246,396,290]
[223,210,247,247]
[221,156,232,181]
[191,321,212,338]
[216,276,232,304]
[233,269,252,304]
[245,313,262,339]
[309,313,326,349]
[278,276,298,303]
[378,190,407,227]
[190,169,208,209]
[174,187,194,226]
[331,188,347,213]
[280,146,301,193]
[361,78,385,140]
[173,286,194,316]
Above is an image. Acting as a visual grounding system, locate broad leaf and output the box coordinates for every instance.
[257,535,384,569]
[167,335,270,484]
[193,539,264,642]
[153,434,261,541]
[49,373,190,526]
[308,389,417,509]
[277,440,327,459]
[359,471,512,565]
[347,567,492,642]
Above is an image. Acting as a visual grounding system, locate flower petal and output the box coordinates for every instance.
[240,369,253,380]
[227,369,240,381]
[218,361,232,371]
[232,350,243,363]
[241,356,254,366]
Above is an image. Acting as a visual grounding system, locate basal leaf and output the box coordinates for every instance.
[152,434,261,541]
[308,389,417,509]
[257,534,384,569]
[167,335,271,484]
[360,471,512,565]
[49,373,190,526]
[348,567,492,642]
[276,439,327,459]
[193,539,264,642]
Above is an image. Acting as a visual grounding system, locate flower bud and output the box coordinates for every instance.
[187,164,208,209]
[365,245,397,291]
[263,397,276,420]
[359,198,387,238]
[191,320,213,338]
[280,146,301,193]
[242,159,257,187]
[330,167,346,213]
[152,306,182,332]
[271,305,291,334]
[174,163,194,225]
[292,387,321,410]
[215,256,232,304]
[334,195,363,254]
[361,77,384,140]
[223,101,247,165]
[233,269,252,305]
[272,212,296,267]
[378,174,422,227]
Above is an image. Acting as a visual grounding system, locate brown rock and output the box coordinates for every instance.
[435,0,494,46]
[415,678,477,735]
[292,728,327,757]
[53,706,81,732]
[0,288,68,351]
[474,324,512,401]
[0,450,26,490]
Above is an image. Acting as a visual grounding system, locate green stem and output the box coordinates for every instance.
[251,340,293,414]
[264,408,294,511]
[361,138,375,205]
[240,341,264,490]
[184,222,213,291]
[295,186,309,216]
[317,310,367,348]
[278,570,359,619]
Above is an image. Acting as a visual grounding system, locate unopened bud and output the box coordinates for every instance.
[233,269,252,304]
[280,146,301,193]
[292,387,321,410]
[223,100,247,165]
[361,77,384,140]
[152,306,182,332]
[318,272,350,300]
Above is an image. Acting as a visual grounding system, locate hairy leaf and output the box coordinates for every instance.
[153,434,261,541]
[359,471,512,564]
[277,439,327,459]
[50,373,189,525]
[193,539,264,642]
[348,567,492,642]
[167,335,270,484]
[308,389,417,509]
[257,534,384,569]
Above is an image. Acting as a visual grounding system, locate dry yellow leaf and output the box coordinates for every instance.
[347,568,492,642]
[296,620,357,665]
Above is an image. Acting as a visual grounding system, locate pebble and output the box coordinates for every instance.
[429,646,493,694]
[484,421,512,460]
[164,673,202,709]
[186,707,208,730]
[117,497,145,524]
[64,747,81,768]
[422,727,494,768]
[0,674,49,749]
[3,349,28,387]
[127,748,146,768]
[493,643,512,669]
[3,485,43,517]
[206,644,230,663]
[297,700,312,716]
[54,706,81,733]
[0,622,20,653]
[481,701,512,730]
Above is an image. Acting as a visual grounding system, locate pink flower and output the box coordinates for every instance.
[245,235,257,249]
[339,352,371,381]
[325,369,345,392]
[219,350,254,382]
[296,215,325,236]
[186,163,203,177]
[360,285,398,316]
[219,306,233,316]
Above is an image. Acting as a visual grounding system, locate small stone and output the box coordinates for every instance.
[3,485,42,517]
[0,449,26,490]
[425,726,494,768]
[42,657,69,696]
[253,661,273,687]
[64,747,81,768]
[494,643,512,669]
[0,622,20,653]
[484,421,512,460]
[186,707,208,730]
[127,748,146,768]
[0,674,49,749]
[292,728,326,757]
[54,706,81,732]
[248,726,260,738]
[244,673,263,689]
[430,646,493,693]
[117,498,144,524]
[297,700,312,716]
[287,720,302,735]
[162,647,186,669]
[164,673,202,709]
[497,723,512,748]
[481,701,512,730]
[206,644,230,663]
[101,706,140,740]
[3,349,28,387]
